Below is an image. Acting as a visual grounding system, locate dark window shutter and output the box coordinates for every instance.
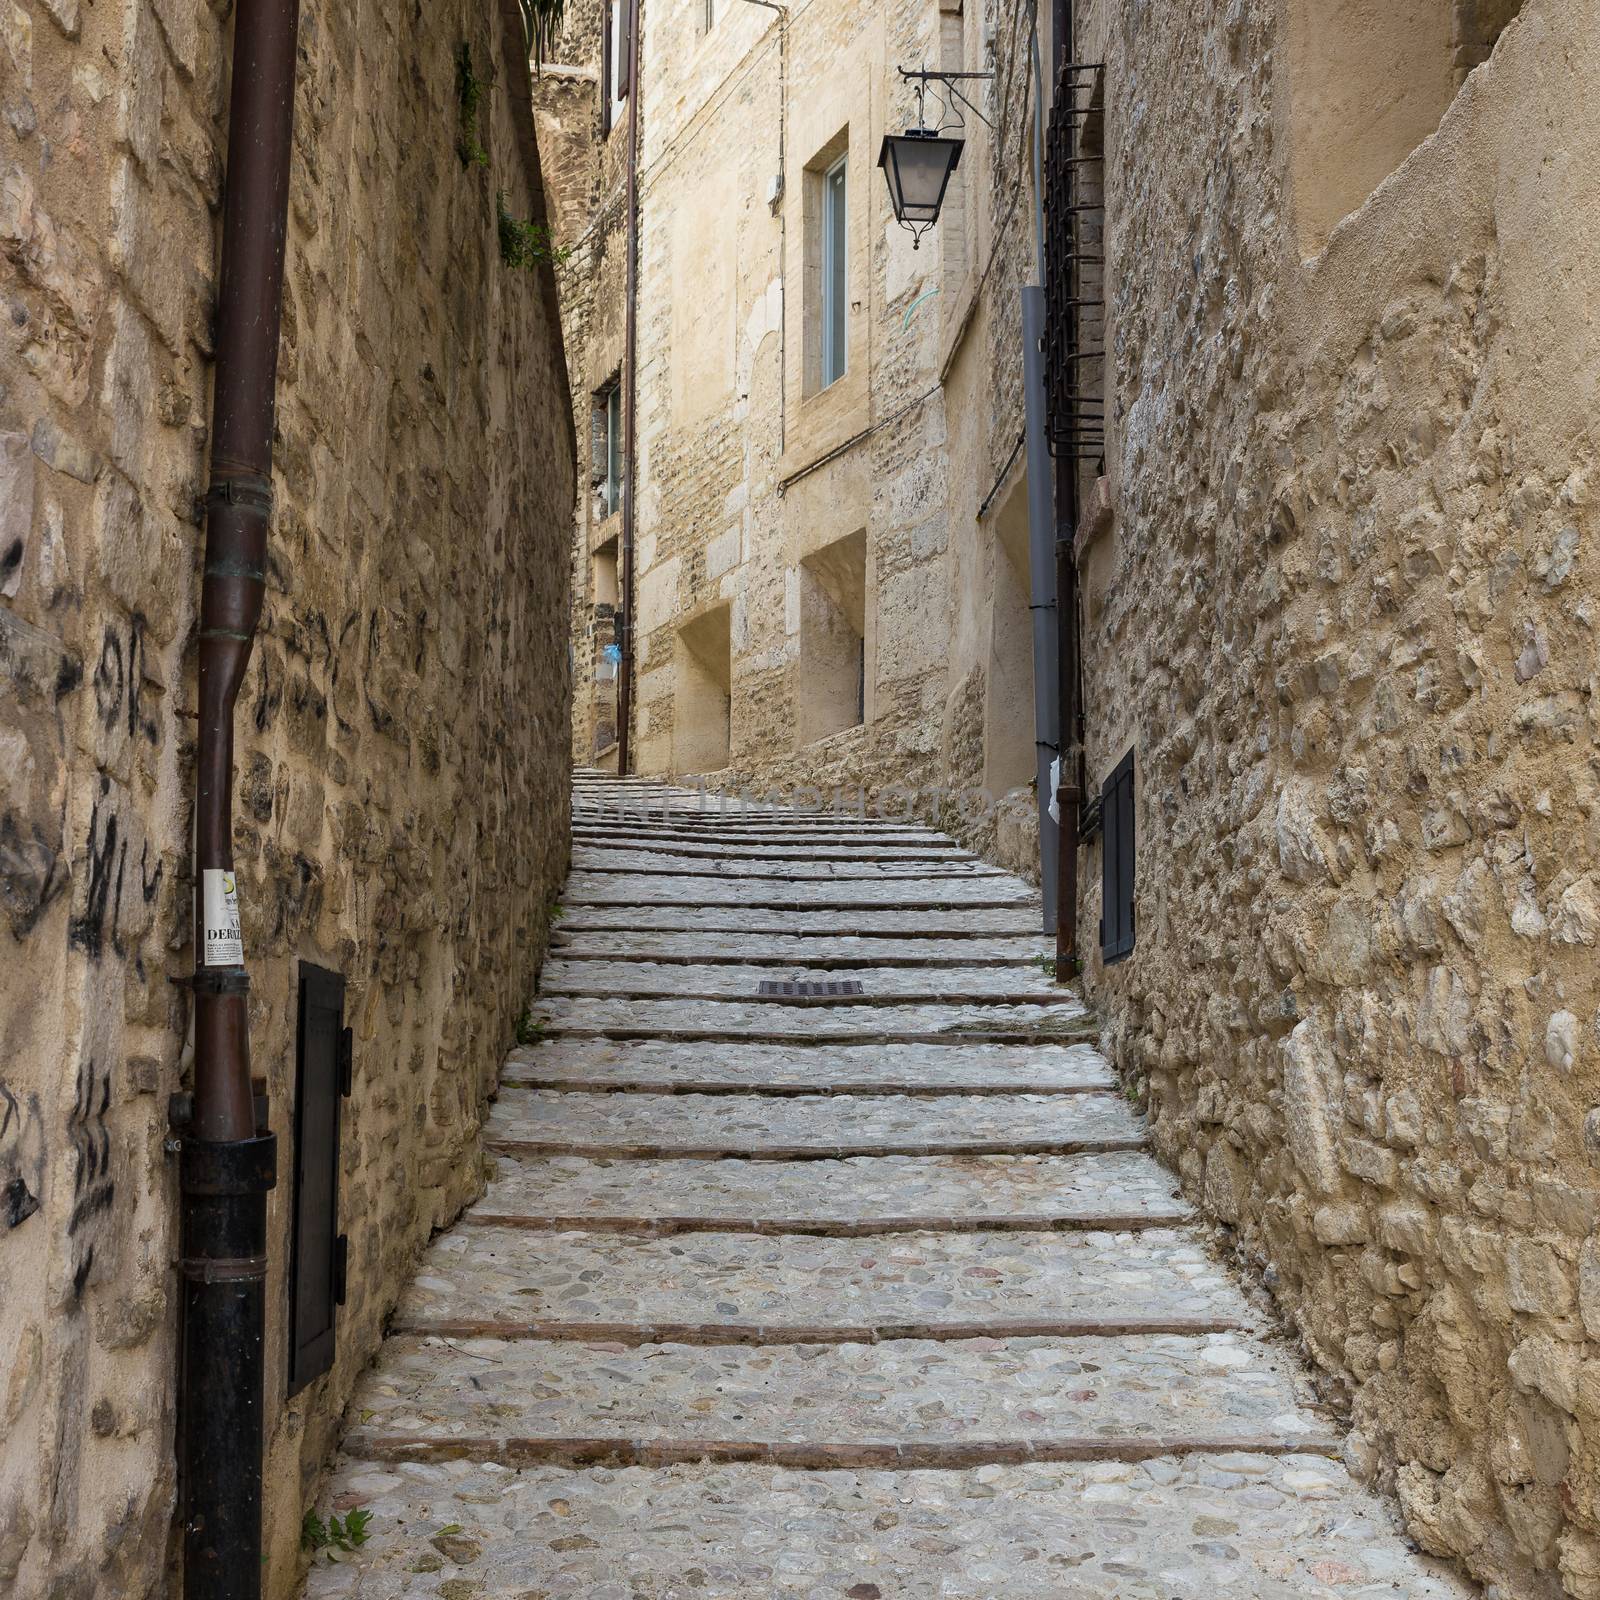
[288,963,350,1395]
[617,0,633,98]
[1100,749,1135,964]
[601,7,613,135]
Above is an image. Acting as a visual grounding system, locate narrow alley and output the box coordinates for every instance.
[304,775,1468,1598]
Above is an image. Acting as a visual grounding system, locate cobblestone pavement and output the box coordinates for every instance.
[306,774,1473,1598]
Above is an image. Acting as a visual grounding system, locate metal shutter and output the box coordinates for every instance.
[287,963,350,1394]
[1099,749,1135,963]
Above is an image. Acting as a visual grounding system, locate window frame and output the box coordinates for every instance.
[603,0,631,135]
[820,153,848,389]
[595,379,624,519]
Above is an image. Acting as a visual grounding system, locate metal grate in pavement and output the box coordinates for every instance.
[757,980,865,998]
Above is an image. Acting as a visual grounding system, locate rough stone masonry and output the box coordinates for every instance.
[0,1,574,1595]
[1071,1,1600,1596]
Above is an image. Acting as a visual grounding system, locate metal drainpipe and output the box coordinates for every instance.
[616,0,643,775]
[1021,1,1060,936]
[1052,0,1084,978]
[179,0,301,1593]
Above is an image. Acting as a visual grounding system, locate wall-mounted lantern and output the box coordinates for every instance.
[878,130,964,248]
[880,66,994,249]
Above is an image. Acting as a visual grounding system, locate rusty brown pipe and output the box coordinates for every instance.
[180,1,300,1595]
[192,0,301,1140]
[616,0,642,776]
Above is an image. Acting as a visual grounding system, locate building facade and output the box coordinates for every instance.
[548,0,1059,876]
[0,1,574,1594]
[548,0,1600,1595]
[1065,1,1600,1596]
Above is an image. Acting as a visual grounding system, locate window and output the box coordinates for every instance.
[1099,749,1135,964]
[798,530,867,745]
[603,0,631,135]
[594,379,623,519]
[821,154,848,387]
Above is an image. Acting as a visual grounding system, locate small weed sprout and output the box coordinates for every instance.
[456,43,489,168]
[302,1507,373,1556]
[497,192,570,269]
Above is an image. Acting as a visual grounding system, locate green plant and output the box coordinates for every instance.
[456,43,489,168]
[515,1009,547,1047]
[519,0,568,68]
[302,1508,373,1555]
[1034,956,1057,978]
[548,902,565,922]
[497,191,569,269]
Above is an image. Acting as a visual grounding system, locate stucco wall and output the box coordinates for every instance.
[1078,0,1600,1593]
[0,0,574,1593]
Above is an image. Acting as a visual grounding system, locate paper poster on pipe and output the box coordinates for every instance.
[1047,756,1063,824]
[201,869,244,966]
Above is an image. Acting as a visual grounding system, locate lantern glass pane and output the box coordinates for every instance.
[880,133,962,228]
[893,140,955,219]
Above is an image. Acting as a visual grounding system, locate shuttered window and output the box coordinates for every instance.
[1100,749,1135,963]
[288,963,351,1394]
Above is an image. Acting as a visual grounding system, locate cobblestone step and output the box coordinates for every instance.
[556,905,1046,935]
[550,929,1052,963]
[484,1089,1143,1161]
[572,857,998,883]
[571,811,954,839]
[572,826,960,851]
[499,1039,1114,1096]
[302,1456,1470,1600]
[470,1152,1193,1235]
[565,871,1039,907]
[339,1332,1335,1466]
[307,778,1467,1599]
[535,995,1092,1044]
[571,835,967,861]
[540,960,1065,1002]
[393,1226,1253,1341]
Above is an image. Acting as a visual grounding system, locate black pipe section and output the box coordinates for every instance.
[181,0,300,1593]
[616,0,642,775]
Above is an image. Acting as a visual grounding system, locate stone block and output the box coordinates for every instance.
[1342,1136,1399,1189]
[1507,1239,1575,1318]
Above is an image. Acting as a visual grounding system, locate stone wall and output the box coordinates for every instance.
[0,0,574,1594]
[535,0,630,771]
[1076,0,1600,1593]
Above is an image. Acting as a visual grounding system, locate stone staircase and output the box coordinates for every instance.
[304,773,1470,1597]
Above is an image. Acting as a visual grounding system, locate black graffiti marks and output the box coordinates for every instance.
[0,1081,43,1230]
[66,1057,115,1302]
[67,778,163,962]
[91,613,159,746]
[0,809,68,938]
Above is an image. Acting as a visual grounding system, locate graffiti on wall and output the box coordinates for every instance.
[0,1081,44,1230]
[66,1057,114,1302]
[66,779,162,962]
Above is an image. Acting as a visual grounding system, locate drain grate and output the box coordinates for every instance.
[757,980,865,998]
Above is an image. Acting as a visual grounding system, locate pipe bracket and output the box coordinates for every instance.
[179,1253,269,1284]
[205,474,274,513]
[192,969,251,997]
